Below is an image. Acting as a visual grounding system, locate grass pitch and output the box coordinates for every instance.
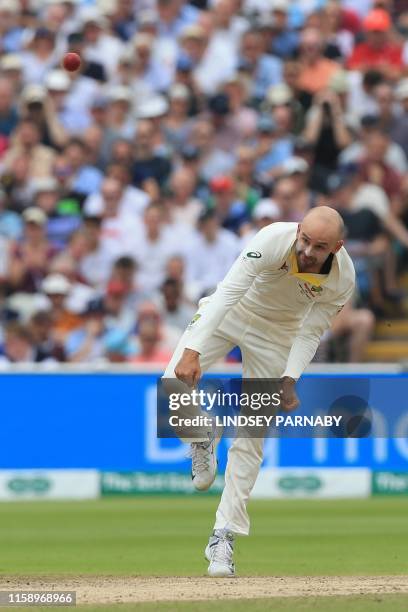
[0,496,407,610]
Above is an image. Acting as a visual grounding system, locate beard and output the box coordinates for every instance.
[295,243,318,272]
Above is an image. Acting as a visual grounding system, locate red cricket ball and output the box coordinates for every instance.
[62,52,81,72]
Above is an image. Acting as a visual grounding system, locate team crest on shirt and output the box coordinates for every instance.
[188,313,201,327]
[298,282,322,300]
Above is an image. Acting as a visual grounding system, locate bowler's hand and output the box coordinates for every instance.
[175,348,201,388]
[279,376,299,412]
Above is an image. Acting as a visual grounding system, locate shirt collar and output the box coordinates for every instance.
[288,247,329,288]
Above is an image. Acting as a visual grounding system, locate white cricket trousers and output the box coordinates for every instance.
[162,301,290,536]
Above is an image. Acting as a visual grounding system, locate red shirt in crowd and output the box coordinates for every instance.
[348,42,403,71]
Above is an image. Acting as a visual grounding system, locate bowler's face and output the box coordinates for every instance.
[295,226,340,273]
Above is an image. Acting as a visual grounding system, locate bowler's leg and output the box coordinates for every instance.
[214,338,288,535]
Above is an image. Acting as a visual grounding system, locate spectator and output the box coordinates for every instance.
[28,310,65,362]
[0,0,406,365]
[167,166,203,227]
[269,0,299,59]
[254,115,293,185]
[131,203,181,294]
[207,175,249,234]
[272,176,300,222]
[159,277,196,331]
[0,78,18,140]
[302,88,352,190]
[8,207,57,294]
[233,146,261,214]
[80,7,125,80]
[132,119,172,195]
[130,319,172,363]
[240,198,282,245]
[296,28,340,96]
[41,273,82,342]
[1,117,56,179]
[0,321,55,364]
[190,119,235,181]
[163,83,193,151]
[238,29,283,103]
[61,138,103,198]
[20,28,60,85]
[0,186,22,240]
[185,208,240,300]
[384,79,408,157]
[347,9,404,81]
[357,128,403,209]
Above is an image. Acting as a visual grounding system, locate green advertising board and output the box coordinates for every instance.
[101,472,224,495]
[372,472,408,495]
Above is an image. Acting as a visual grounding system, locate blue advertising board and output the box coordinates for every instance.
[1,373,407,471]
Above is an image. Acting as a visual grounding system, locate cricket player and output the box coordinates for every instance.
[163,207,355,577]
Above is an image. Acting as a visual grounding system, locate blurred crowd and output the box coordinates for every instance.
[0,0,407,365]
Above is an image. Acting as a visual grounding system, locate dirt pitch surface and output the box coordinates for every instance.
[1,576,408,605]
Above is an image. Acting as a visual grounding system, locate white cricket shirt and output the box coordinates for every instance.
[185,222,356,379]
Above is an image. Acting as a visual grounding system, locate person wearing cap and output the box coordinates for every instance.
[207,175,249,235]
[1,118,56,179]
[80,6,125,79]
[347,9,404,80]
[240,197,282,246]
[163,84,193,151]
[21,73,69,149]
[254,114,293,184]
[20,27,60,85]
[0,54,23,95]
[8,206,57,294]
[41,273,82,341]
[105,85,135,140]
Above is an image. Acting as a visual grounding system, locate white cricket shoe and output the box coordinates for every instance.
[190,438,217,491]
[205,529,235,577]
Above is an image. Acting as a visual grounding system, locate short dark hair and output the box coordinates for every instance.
[113,256,136,270]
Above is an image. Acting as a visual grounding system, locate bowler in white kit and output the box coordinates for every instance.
[163,206,355,577]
